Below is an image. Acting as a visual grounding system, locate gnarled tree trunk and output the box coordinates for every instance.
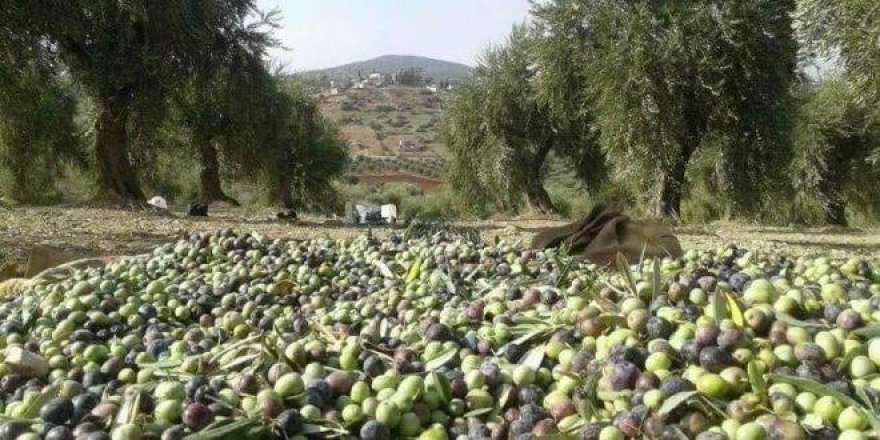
[825,199,847,226]
[273,175,294,210]
[524,179,554,214]
[197,140,239,206]
[94,95,144,202]
[655,148,692,221]
[523,143,555,214]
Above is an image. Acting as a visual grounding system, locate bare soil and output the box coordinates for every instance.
[2,206,878,275]
[353,173,442,192]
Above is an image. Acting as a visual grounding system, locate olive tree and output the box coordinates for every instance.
[1,0,268,202]
[582,0,798,219]
[0,54,84,203]
[172,48,274,205]
[799,0,880,165]
[262,79,349,210]
[443,81,521,216]
[444,24,603,214]
[530,0,606,193]
[793,77,879,225]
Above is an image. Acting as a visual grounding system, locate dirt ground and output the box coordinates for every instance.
[2,206,878,272]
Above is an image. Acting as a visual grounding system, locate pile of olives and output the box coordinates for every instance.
[0,229,877,440]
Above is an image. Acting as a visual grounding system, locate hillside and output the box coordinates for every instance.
[318,84,450,191]
[306,55,473,82]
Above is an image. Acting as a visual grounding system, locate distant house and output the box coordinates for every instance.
[351,79,367,89]
[328,88,339,96]
[368,72,384,86]
[399,139,426,153]
[426,84,438,94]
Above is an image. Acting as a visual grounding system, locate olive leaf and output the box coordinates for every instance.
[498,384,515,409]
[519,344,546,371]
[775,313,831,329]
[375,261,396,279]
[424,348,458,372]
[596,314,627,328]
[853,324,880,339]
[578,370,601,419]
[800,413,825,430]
[597,390,632,401]
[0,415,38,423]
[506,327,556,347]
[12,384,58,419]
[405,258,421,284]
[695,395,729,420]
[463,407,494,418]
[615,253,638,297]
[661,426,690,440]
[721,289,744,328]
[554,254,574,289]
[301,424,351,437]
[219,353,261,373]
[747,361,766,399]
[138,357,184,370]
[658,390,698,416]
[712,290,729,325]
[183,419,262,440]
[855,386,877,413]
[114,390,142,427]
[768,374,880,432]
[651,257,662,302]
[838,345,868,373]
[636,244,648,273]
[428,372,452,403]
[446,279,457,295]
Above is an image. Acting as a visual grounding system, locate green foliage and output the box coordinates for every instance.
[583,0,798,218]
[791,77,879,225]
[799,0,880,96]
[443,81,520,217]
[444,23,604,215]
[531,0,606,193]
[262,79,350,211]
[1,0,271,200]
[0,60,84,203]
[396,68,424,86]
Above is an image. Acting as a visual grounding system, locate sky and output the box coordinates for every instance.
[255,0,533,72]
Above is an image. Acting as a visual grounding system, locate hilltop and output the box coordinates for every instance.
[317,84,451,192]
[305,55,473,82]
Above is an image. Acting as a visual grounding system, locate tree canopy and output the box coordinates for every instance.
[0,58,84,202]
[1,0,272,201]
[582,0,798,218]
[792,77,879,225]
[444,23,604,215]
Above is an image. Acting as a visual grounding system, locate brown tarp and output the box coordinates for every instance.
[529,205,684,266]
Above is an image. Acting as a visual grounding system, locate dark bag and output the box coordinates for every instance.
[186,203,209,217]
[529,206,683,266]
[364,206,383,223]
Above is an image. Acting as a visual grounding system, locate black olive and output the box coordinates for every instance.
[699,347,733,372]
[182,403,213,432]
[645,316,674,339]
[609,361,639,390]
[84,431,110,440]
[45,426,74,440]
[0,421,31,440]
[157,425,184,440]
[359,420,390,440]
[40,398,74,425]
